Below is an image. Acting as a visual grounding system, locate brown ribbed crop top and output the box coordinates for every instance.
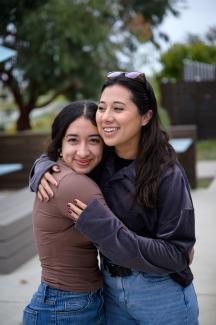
[33,159,105,292]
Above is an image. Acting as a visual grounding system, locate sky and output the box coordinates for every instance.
[135,0,216,75]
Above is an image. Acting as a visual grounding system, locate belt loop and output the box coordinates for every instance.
[41,282,49,302]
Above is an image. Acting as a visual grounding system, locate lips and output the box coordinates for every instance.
[75,159,91,167]
[102,127,119,136]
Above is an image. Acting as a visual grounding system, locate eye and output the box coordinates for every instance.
[97,105,106,112]
[67,137,78,144]
[89,137,101,144]
[114,107,124,112]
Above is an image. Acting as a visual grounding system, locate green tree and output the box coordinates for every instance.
[205,26,216,45]
[0,0,184,130]
[157,27,216,81]
[116,0,185,47]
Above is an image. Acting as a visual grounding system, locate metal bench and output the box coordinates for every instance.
[0,187,36,273]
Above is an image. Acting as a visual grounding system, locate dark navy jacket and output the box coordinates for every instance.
[30,153,195,286]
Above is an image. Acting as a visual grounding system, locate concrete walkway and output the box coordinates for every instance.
[0,161,216,324]
[192,183,216,324]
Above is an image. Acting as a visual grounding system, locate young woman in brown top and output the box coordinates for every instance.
[23,101,106,325]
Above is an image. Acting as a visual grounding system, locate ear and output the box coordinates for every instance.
[142,110,153,126]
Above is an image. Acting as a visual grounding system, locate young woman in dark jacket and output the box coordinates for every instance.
[30,72,199,324]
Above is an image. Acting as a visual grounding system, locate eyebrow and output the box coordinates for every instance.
[99,101,126,105]
[65,134,100,137]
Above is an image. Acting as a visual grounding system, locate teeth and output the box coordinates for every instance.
[104,127,118,132]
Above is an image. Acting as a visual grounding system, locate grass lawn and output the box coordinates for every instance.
[197,177,214,188]
[196,139,216,188]
[196,139,216,160]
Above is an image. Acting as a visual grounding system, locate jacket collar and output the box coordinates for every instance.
[103,151,136,182]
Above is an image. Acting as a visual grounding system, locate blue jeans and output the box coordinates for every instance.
[23,282,105,325]
[103,270,199,325]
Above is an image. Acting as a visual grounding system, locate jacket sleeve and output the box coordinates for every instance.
[29,154,56,192]
[75,166,195,274]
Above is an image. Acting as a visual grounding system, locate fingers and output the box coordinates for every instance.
[67,203,80,223]
[38,183,50,201]
[67,202,83,216]
[73,199,87,210]
[67,201,87,223]
[37,171,58,201]
[52,165,60,173]
[41,176,54,198]
[44,171,58,187]
[68,211,79,223]
[66,200,87,222]
[37,191,43,201]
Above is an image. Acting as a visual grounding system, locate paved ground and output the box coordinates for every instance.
[196,160,216,179]
[0,161,216,324]
[192,180,216,324]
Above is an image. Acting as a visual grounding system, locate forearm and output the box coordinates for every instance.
[29,154,56,191]
[75,199,190,274]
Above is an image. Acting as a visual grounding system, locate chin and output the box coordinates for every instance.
[75,166,94,174]
[103,138,118,147]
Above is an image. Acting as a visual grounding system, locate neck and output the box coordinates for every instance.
[115,144,138,160]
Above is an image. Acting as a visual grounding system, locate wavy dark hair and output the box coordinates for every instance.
[101,75,176,208]
[47,100,98,161]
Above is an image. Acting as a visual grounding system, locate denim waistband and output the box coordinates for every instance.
[38,281,100,298]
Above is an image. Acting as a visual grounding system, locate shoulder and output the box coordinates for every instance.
[159,161,192,200]
[64,173,101,193]
[59,169,101,191]
[53,160,100,191]
[159,161,191,196]
[160,161,187,183]
[54,169,103,205]
[158,161,193,209]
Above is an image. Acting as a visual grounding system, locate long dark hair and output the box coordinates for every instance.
[101,76,176,208]
[47,100,98,161]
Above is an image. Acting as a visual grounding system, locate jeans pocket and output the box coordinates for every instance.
[182,284,199,324]
[23,306,38,325]
[64,293,91,313]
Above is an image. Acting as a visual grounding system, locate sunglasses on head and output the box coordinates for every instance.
[107,71,145,80]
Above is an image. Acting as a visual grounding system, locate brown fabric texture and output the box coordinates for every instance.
[33,159,105,292]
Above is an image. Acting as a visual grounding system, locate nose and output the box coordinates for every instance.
[77,142,90,158]
[101,107,114,123]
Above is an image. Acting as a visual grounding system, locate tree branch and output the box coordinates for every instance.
[34,83,76,109]
[0,68,25,110]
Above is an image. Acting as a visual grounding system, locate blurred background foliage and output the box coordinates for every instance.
[0,0,216,162]
[157,34,216,82]
[0,0,184,131]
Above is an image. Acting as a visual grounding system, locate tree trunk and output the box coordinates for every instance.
[16,108,31,131]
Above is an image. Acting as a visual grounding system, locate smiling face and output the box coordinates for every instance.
[96,84,151,159]
[61,117,103,174]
